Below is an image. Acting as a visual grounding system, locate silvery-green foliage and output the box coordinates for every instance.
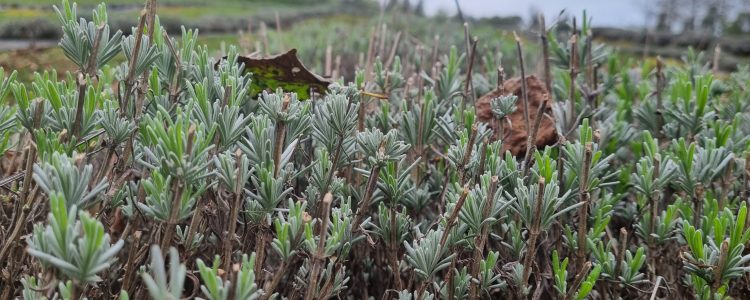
[54,0,122,70]
[272,199,308,261]
[563,119,619,191]
[404,229,455,281]
[0,68,17,108]
[214,151,251,194]
[671,138,733,195]
[490,94,518,119]
[630,131,678,197]
[304,197,355,258]
[310,93,358,155]
[423,45,464,103]
[190,78,220,129]
[662,73,716,138]
[58,281,74,300]
[216,47,253,107]
[552,250,568,297]
[357,128,410,166]
[398,290,435,300]
[500,221,524,260]
[196,253,263,300]
[258,90,311,135]
[247,163,292,217]
[369,202,411,247]
[636,200,682,244]
[32,151,108,210]
[305,148,345,202]
[121,34,160,79]
[374,56,404,98]
[399,88,438,147]
[477,251,506,295]
[458,174,513,235]
[618,247,648,285]
[401,185,433,214]
[139,105,215,184]
[99,101,135,146]
[31,75,101,137]
[682,203,750,290]
[176,225,203,251]
[21,276,57,300]
[509,178,577,231]
[0,70,17,152]
[141,246,186,300]
[240,113,298,169]
[446,128,479,173]
[374,159,418,206]
[595,114,638,156]
[217,105,252,150]
[12,82,50,131]
[509,263,526,295]
[27,192,123,284]
[137,170,203,222]
[438,266,470,300]
[296,259,349,299]
[590,240,617,279]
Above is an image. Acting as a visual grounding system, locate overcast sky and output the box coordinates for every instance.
[401,0,648,28]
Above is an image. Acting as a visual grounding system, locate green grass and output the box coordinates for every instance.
[0,1,323,22]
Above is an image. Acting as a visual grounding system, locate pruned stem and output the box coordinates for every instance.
[614,228,628,297]
[389,206,402,290]
[655,57,665,137]
[273,95,290,177]
[160,125,195,252]
[261,261,288,300]
[223,190,243,274]
[352,164,382,232]
[568,34,579,129]
[121,231,142,294]
[576,143,593,271]
[440,185,469,248]
[304,193,333,300]
[514,32,530,132]
[522,99,549,178]
[469,176,498,299]
[565,261,592,300]
[520,177,546,298]
[0,100,43,267]
[461,37,478,116]
[711,240,729,294]
[71,73,87,140]
[539,15,552,94]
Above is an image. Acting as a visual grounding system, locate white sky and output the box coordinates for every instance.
[397,0,649,28]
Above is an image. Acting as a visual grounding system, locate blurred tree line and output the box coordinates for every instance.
[646,0,750,35]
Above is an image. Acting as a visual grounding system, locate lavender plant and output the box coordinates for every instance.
[3,1,750,299]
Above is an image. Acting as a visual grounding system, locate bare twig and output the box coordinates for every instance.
[352,163,382,233]
[385,31,402,69]
[514,32,530,133]
[539,15,551,94]
[461,37,478,115]
[522,100,549,178]
[305,193,333,300]
[565,261,592,300]
[160,125,195,252]
[520,177,546,298]
[568,34,579,129]
[576,143,593,271]
[469,176,498,299]
[0,100,43,267]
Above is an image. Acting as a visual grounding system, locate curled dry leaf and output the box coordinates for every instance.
[225,49,331,100]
